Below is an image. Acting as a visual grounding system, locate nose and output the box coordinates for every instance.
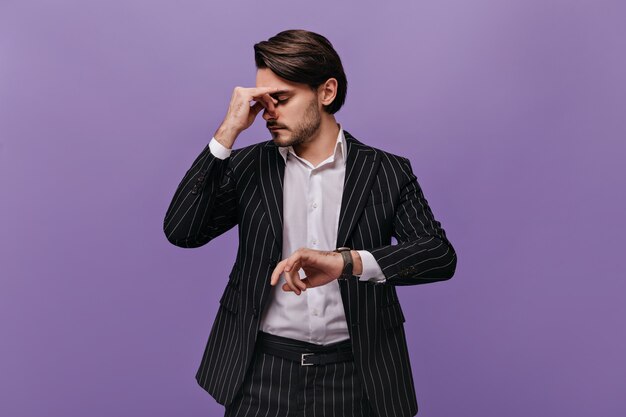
[262,107,277,121]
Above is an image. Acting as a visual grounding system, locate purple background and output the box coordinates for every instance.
[1,1,625,416]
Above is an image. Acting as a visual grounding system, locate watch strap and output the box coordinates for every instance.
[334,247,353,280]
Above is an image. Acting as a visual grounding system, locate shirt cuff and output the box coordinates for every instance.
[209,137,232,160]
[355,250,386,283]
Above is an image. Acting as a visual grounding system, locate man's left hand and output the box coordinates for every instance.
[270,248,361,295]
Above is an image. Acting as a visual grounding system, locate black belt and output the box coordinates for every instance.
[256,331,353,366]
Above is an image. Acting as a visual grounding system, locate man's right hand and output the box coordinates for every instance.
[213,86,281,149]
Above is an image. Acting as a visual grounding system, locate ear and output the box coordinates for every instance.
[318,78,338,107]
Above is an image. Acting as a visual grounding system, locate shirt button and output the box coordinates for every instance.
[312,309,318,316]
[312,239,318,246]
[312,202,318,209]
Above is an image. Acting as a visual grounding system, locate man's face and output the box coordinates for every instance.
[255,68,322,148]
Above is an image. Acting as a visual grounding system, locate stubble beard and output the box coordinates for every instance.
[272,97,321,148]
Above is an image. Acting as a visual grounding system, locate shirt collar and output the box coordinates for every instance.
[278,124,345,164]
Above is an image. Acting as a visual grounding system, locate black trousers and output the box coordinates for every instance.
[224,331,376,417]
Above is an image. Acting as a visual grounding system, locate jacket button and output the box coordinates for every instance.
[191,186,198,194]
[252,307,258,317]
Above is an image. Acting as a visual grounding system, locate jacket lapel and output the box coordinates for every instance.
[335,130,381,248]
[257,129,381,254]
[258,141,286,253]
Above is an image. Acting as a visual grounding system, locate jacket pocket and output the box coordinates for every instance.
[219,283,240,314]
[363,193,392,208]
[380,302,406,330]
[219,264,240,314]
[227,263,240,287]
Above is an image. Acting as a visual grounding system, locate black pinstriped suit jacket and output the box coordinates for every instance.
[163,130,457,417]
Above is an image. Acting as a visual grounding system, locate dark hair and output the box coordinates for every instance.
[254,29,348,114]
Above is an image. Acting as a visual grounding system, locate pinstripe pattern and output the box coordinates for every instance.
[224,350,374,417]
[163,130,457,417]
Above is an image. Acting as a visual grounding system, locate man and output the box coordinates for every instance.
[163,29,457,417]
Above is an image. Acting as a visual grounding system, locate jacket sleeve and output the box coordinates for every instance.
[163,142,237,248]
[369,158,457,286]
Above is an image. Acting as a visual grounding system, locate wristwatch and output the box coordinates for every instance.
[333,247,354,280]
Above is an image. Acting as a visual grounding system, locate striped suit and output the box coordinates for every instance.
[163,130,457,417]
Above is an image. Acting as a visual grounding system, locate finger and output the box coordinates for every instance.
[295,277,307,290]
[265,93,278,105]
[279,258,301,294]
[282,270,301,295]
[284,253,301,273]
[272,261,300,294]
[249,86,281,99]
[285,253,309,291]
[262,94,277,113]
[254,94,276,114]
[270,259,288,286]
[249,101,264,117]
[282,282,304,292]
[288,260,307,291]
[254,92,278,105]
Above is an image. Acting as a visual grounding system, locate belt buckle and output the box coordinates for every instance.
[301,352,314,366]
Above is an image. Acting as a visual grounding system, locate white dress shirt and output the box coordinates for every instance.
[209,124,386,344]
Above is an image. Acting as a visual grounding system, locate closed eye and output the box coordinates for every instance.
[269,93,290,103]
